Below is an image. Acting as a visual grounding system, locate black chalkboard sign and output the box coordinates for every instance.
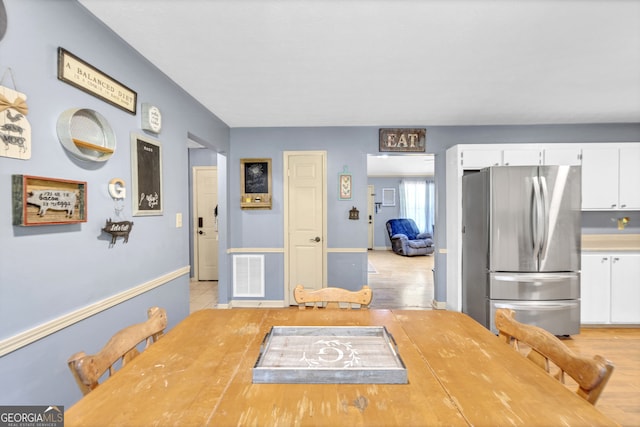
[244,161,269,193]
[240,158,272,209]
[131,133,162,216]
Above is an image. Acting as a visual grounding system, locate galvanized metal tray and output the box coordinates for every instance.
[252,326,407,384]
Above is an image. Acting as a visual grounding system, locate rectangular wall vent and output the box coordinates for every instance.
[233,254,265,297]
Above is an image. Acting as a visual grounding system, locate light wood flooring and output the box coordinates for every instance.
[189,250,639,426]
[366,249,434,309]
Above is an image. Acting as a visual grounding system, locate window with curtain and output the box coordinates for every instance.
[399,178,435,234]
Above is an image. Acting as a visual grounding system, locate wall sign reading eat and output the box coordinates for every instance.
[379,128,426,152]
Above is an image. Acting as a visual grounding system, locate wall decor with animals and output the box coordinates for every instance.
[0,69,31,160]
[12,175,87,226]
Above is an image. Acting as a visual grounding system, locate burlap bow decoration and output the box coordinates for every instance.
[0,92,29,115]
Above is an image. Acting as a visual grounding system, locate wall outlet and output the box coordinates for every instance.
[176,213,182,228]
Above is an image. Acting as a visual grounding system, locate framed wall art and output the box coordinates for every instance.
[131,133,163,216]
[382,188,396,206]
[12,175,87,226]
[58,47,137,114]
[339,172,352,200]
[240,158,272,209]
[379,128,426,153]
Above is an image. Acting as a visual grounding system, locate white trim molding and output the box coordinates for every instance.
[227,248,284,253]
[0,266,190,357]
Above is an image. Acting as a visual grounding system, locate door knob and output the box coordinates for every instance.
[198,230,205,235]
[310,236,321,242]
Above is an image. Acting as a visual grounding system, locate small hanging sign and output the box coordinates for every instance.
[379,128,426,153]
[1,69,31,160]
[102,218,133,246]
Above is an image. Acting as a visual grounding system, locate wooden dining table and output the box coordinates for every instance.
[65,308,617,426]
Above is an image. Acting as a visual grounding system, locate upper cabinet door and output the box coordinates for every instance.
[619,147,640,209]
[581,148,619,210]
[544,148,581,165]
[460,150,501,169]
[502,149,541,166]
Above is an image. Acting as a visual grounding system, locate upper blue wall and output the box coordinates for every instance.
[0,0,229,408]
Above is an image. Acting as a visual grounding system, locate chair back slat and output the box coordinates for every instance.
[294,285,372,310]
[495,308,614,405]
[68,306,167,395]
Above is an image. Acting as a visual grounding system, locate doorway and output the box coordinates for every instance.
[284,151,327,305]
[193,166,218,281]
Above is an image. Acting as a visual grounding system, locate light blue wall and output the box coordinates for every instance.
[227,127,371,296]
[367,177,402,248]
[0,0,229,408]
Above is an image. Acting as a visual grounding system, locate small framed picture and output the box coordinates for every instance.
[382,188,396,206]
[339,173,352,200]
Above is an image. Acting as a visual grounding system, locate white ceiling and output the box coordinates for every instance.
[78,0,640,129]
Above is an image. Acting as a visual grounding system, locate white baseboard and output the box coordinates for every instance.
[0,266,190,357]
[432,299,447,310]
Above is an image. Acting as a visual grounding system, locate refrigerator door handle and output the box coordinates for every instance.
[539,176,550,261]
[531,176,542,259]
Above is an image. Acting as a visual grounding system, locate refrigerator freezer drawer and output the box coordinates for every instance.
[489,300,580,336]
[489,272,579,300]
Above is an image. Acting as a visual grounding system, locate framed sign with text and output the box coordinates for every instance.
[57,47,137,114]
[379,128,426,153]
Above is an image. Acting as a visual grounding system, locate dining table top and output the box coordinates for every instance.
[65,308,617,427]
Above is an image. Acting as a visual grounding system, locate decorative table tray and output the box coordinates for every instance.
[253,326,407,384]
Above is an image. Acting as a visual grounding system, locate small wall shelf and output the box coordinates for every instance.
[57,108,116,162]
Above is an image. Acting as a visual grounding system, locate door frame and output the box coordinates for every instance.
[367,184,375,249]
[192,165,217,281]
[283,151,327,306]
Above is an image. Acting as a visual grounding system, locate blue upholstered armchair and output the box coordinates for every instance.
[385,218,434,257]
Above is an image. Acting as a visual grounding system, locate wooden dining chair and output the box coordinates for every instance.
[68,306,168,395]
[495,308,614,405]
[294,285,372,310]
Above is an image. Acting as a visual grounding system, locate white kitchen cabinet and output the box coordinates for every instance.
[460,150,502,169]
[610,254,640,323]
[544,148,581,166]
[502,149,542,166]
[581,148,619,210]
[582,146,640,210]
[618,146,640,209]
[581,252,640,324]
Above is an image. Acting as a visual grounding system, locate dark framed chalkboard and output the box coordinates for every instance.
[240,158,272,209]
[131,133,163,216]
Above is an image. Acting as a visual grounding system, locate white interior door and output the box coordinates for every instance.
[194,167,218,280]
[286,152,325,303]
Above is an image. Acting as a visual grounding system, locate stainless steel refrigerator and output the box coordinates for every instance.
[462,165,581,336]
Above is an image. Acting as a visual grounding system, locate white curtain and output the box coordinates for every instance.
[399,179,434,234]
